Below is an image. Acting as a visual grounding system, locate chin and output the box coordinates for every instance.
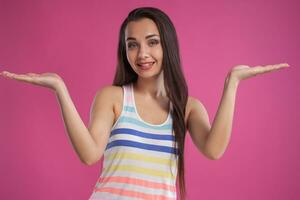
[137,70,163,80]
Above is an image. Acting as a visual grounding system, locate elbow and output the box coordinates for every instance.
[204,147,223,160]
[207,153,222,160]
[80,157,92,166]
[82,157,101,166]
[81,147,104,166]
[81,156,101,166]
[203,140,225,160]
[80,157,98,166]
[81,154,102,166]
[82,159,96,166]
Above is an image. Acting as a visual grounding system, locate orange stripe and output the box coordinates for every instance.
[98,176,176,192]
[94,187,175,200]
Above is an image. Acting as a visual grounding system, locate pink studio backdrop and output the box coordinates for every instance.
[0,0,299,199]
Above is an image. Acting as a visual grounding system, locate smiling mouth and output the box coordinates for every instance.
[137,62,155,70]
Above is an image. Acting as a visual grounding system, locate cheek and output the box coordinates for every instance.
[155,48,163,62]
[126,51,135,64]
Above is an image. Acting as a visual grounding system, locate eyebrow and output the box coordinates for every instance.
[126,34,159,41]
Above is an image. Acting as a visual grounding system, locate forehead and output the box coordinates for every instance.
[125,18,160,39]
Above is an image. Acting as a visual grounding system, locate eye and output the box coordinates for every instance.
[127,42,138,49]
[148,39,159,47]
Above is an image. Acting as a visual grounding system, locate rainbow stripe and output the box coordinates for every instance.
[89,83,178,200]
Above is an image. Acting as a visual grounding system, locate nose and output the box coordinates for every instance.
[137,43,150,59]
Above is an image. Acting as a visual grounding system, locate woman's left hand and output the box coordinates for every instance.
[228,63,290,84]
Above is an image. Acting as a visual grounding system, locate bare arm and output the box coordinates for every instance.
[187,63,289,160]
[204,75,238,159]
[55,82,98,164]
[51,82,116,165]
[186,76,237,160]
[1,71,115,165]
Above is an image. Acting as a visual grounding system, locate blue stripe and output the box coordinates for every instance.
[106,140,178,155]
[124,106,135,112]
[111,128,175,141]
[118,116,172,130]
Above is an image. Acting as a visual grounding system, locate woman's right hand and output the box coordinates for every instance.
[0,71,64,91]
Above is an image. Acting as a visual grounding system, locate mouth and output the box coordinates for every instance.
[137,61,155,70]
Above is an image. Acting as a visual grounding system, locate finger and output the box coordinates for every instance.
[1,71,19,76]
[278,63,289,67]
[1,71,11,76]
[253,63,289,75]
[264,63,288,70]
[2,71,29,80]
[2,71,37,77]
[8,73,35,82]
[254,63,289,69]
[275,63,290,69]
[1,71,16,78]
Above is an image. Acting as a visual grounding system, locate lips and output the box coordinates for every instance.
[137,61,155,70]
[137,61,155,66]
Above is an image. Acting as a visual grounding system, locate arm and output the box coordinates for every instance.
[55,82,115,165]
[204,75,238,160]
[187,63,289,160]
[0,71,115,165]
[187,75,237,160]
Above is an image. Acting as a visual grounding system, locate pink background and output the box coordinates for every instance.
[0,0,299,199]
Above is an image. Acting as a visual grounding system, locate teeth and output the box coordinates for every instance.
[139,62,154,67]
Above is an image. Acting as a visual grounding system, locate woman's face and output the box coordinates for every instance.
[125,18,163,79]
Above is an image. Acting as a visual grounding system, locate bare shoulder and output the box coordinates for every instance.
[187,96,205,109]
[186,96,202,114]
[93,85,123,106]
[185,96,207,126]
[185,95,211,159]
[87,85,123,163]
[93,85,123,122]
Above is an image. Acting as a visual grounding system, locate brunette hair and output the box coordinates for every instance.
[113,7,188,199]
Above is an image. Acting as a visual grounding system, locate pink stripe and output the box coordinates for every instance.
[126,96,133,103]
[98,176,176,192]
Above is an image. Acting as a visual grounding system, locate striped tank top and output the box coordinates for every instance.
[89,82,178,200]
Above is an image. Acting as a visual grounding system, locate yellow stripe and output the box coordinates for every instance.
[106,151,177,168]
[103,165,176,180]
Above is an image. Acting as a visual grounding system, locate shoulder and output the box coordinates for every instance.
[95,85,123,98]
[93,85,123,107]
[186,96,202,113]
[185,96,206,126]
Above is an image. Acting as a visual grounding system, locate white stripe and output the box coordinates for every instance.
[89,191,140,200]
[99,169,177,185]
[91,83,178,200]
[114,119,173,135]
[104,146,178,161]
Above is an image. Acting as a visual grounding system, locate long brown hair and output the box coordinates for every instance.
[113,7,188,199]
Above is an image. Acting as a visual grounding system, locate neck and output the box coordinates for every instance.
[134,71,167,99]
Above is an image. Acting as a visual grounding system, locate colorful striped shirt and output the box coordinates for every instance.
[89,82,178,200]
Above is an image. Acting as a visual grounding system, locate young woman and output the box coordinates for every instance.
[0,7,289,200]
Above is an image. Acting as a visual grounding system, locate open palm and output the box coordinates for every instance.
[229,63,289,83]
[0,71,63,91]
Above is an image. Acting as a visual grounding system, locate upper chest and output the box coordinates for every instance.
[112,86,191,127]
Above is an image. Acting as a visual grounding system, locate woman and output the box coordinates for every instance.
[0,7,289,200]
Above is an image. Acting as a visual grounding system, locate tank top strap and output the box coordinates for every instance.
[122,82,135,113]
